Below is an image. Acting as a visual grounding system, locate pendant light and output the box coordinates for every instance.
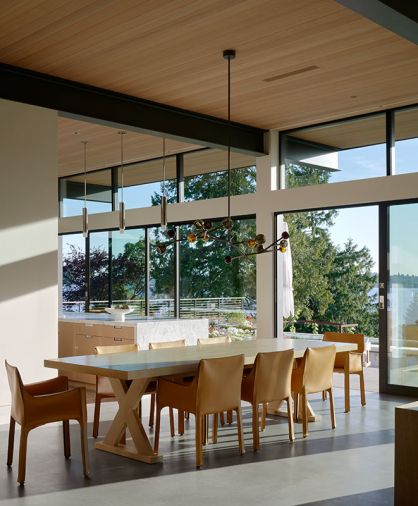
[160,137,168,231]
[155,49,290,262]
[118,131,127,233]
[81,140,88,238]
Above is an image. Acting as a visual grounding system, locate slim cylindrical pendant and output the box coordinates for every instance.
[82,206,88,238]
[119,201,125,233]
[160,195,167,231]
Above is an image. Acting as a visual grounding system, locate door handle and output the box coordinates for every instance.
[379,295,385,310]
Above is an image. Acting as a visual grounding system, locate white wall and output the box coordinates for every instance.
[0,99,58,406]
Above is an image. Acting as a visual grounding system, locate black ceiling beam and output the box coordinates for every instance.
[0,63,266,156]
[336,0,418,45]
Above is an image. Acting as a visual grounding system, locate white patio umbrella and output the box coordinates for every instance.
[282,222,294,318]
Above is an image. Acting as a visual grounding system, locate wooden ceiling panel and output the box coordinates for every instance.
[1,0,417,133]
[289,106,418,150]
[58,116,201,176]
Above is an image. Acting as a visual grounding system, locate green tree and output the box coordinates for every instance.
[325,240,378,336]
[112,239,146,300]
[284,161,378,337]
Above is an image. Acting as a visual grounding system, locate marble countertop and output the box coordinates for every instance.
[59,312,207,326]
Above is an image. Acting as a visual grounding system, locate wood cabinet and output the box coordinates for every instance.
[58,321,135,384]
[395,401,418,505]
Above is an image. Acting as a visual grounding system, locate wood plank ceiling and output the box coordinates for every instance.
[1,0,417,135]
[58,117,201,176]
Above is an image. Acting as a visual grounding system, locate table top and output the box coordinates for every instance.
[45,338,357,380]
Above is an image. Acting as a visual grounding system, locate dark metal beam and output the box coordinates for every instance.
[0,63,266,156]
[337,0,418,45]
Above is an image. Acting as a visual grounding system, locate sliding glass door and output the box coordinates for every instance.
[380,202,418,395]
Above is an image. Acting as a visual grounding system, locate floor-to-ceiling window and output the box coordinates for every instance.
[111,228,146,316]
[179,217,256,339]
[278,206,379,341]
[62,233,86,312]
[384,202,418,390]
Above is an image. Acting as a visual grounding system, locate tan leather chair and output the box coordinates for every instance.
[197,336,234,426]
[197,336,230,345]
[5,361,89,485]
[241,349,295,450]
[92,344,140,438]
[154,354,245,467]
[323,332,366,412]
[149,339,186,435]
[291,345,336,438]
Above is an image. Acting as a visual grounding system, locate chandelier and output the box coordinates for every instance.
[156,49,289,263]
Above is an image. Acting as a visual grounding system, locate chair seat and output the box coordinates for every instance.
[157,377,197,413]
[334,352,363,373]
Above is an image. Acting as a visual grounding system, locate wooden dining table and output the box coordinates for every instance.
[44,338,357,464]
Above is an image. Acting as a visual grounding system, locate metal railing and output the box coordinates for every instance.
[62,296,247,321]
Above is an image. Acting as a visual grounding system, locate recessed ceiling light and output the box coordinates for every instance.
[263,65,319,82]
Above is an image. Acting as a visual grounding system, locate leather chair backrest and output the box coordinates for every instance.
[95,344,138,355]
[323,332,365,353]
[252,349,294,403]
[302,345,336,393]
[197,336,230,345]
[196,354,244,413]
[149,339,186,350]
[5,361,26,424]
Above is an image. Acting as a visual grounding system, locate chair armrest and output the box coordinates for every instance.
[25,387,86,427]
[25,376,69,396]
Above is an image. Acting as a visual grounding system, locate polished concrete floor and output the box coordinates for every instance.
[0,387,405,506]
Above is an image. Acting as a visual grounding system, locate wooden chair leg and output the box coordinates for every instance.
[329,388,336,430]
[220,411,225,426]
[149,393,155,427]
[359,370,366,406]
[168,408,175,437]
[7,416,15,466]
[261,403,267,431]
[302,392,308,438]
[236,407,245,455]
[344,368,350,413]
[202,415,209,445]
[185,411,190,420]
[178,410,185,435]
[195,415,203,468]
[153,406,161,453]
[227,410,233,424]
[92,394,101,438]
[79,420,89,477]
[286,397,295,442]
[212,413,218,444]
[322,391,327,401]
[63,420,71,459]
[17,428,29,485]
[252,403,260,451]
[293,393,299,421]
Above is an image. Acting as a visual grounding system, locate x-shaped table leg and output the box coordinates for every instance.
[95,377,162,464]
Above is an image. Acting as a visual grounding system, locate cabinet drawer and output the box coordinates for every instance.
[74,333,102,356]
[99,325,135,340]
[102,335,135,346]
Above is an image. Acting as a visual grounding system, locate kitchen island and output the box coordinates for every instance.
[58,313,208,384]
